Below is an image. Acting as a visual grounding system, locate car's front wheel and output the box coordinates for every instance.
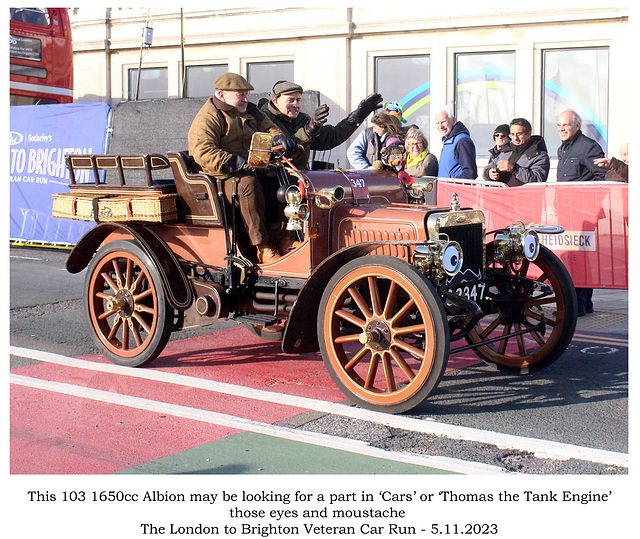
[318,255,449,413]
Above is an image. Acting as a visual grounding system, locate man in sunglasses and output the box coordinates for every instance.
[483,118,549,185]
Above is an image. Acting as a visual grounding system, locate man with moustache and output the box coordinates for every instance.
[261,80,383,169]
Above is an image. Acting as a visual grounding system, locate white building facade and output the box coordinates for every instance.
[70,6,629,175]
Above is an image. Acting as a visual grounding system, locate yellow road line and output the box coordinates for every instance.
[572,333,628,347]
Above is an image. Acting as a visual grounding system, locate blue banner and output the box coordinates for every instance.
[9,102,111,244]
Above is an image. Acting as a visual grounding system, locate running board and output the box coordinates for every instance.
[233,313,279,326]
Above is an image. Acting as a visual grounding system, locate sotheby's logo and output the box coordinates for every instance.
[10,131,24,145]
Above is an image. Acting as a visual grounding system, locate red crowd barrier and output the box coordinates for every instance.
[435,180,628,289]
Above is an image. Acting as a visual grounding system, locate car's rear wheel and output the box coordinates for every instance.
[84,240,173,367]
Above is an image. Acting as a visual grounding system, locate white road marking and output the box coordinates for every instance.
[10,372,505,475]
[580,346,619,355]
[11,345,628,468]
[10,255,43,261]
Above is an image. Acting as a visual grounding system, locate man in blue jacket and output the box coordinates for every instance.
[435,105,477,179]
[556,110,605,182]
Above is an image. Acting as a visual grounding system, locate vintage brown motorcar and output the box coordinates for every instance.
[54,133,577,413]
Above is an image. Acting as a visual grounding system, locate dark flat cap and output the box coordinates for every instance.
[215,73,254,91]
[270,80,303,100]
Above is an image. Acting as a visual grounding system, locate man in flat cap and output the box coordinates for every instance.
[260,80,383,169]
[188,72,298,264]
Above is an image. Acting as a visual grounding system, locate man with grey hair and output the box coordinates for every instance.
[556,109,605,182]
[555,109,606,316]
[434,105,477,179]
[594,141,629,183]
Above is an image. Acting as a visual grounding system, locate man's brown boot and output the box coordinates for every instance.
[277,236,301,255]
[256,242,282,264]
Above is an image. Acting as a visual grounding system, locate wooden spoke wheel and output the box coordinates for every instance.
[466,245,577,373]
[84,240,173,367]
[318,256,448,413]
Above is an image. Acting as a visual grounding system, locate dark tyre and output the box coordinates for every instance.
[466,245,577,373]
[318,255,449,413]
[84,240,173,367]
[243,322,285,341]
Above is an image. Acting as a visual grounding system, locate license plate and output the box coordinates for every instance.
[450,282,486,302]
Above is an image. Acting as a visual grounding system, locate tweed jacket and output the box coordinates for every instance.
[188,96,282,175]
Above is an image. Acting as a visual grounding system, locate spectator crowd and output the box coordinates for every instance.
[188,72,628,314]
[347,101,627,187]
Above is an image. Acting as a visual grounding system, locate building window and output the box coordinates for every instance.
[455,52,515,157]
[128,67,168,100]
[542,47,609,154]
[374,55,431,134]
[10,8,50,26]
[247,61,294,94]
[184,64,228,97]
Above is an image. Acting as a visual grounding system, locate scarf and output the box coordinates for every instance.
[406,149,429,168]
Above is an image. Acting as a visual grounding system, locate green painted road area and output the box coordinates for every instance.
[116,432,457,475]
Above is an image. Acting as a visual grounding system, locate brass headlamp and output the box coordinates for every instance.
[493,221,540,265]
[283,185,310,231]
[413,234,464,281]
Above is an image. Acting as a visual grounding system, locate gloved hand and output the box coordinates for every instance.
[304,104,330,137]
[272,135,299,157]
[221,153,251,174]
[347,93,383,125]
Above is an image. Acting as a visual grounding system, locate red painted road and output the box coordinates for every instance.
[10,326,482,474]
